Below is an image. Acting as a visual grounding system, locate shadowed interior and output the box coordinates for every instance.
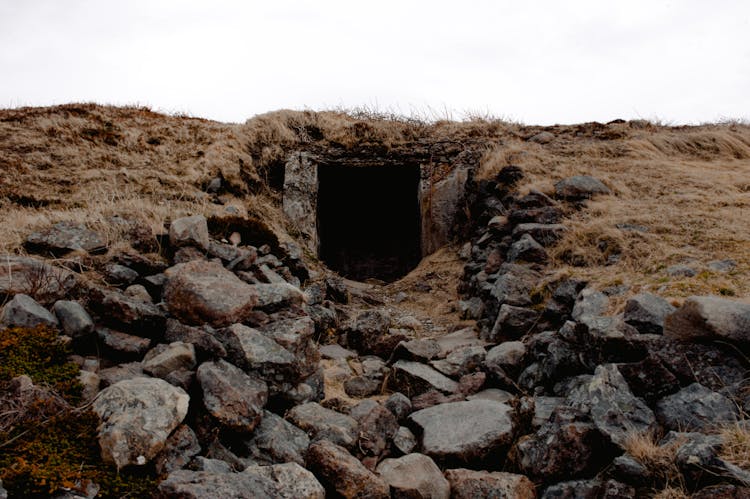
[317,164,421,282]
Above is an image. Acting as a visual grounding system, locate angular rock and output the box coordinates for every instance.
[156,468,293,498]
[568,364,656,447]
[624,293,675,334]
[490,264,540,308]
[93,377,189,469]
[164,319,227,360]
[241,410,310,466]
[532,396,565,429]
[53,300,94,338]
[0,293,58,328]
[393,426,418,455]
[485,341,526,378]
[251,282,305,313]
[390,360,459,397]
[434,327,487,358]
[384,392,412,422]
[98,361,146,387]
[325,276,350,303]
[163,260,258,327]
[319,343,357,360]
[616,355,680,404]
[508,233,548,263]
[444,469,536,499]
[97,327,151,359]
[154,424,201,475]
[512,407,616,482]
[215,324,297,382]
[243,463,326,499]
[512,223,567,246]
[655,383,737,432]
[487,304,538,342]
[430,345,486,377]
[348,309,391,354]
[169,214,209,251]
[25,221,106,255]
[90,287,165,332]
[196,359,268,432]
[408,399,514,465]
[344,376,381,398]
[124,283,153,302]
[259,317,319,377]
[0,255,77,302]
[103,263,139,286]
[305,440,390,499]
[572,287,609,321]
[358,404,400,457]
[393,338,442,363]
[287,402,359,449]
[664,296,750,347]
[143,342,197,379]
[555,175,611,200]
[376,453,450,499]
[667,264,697,277]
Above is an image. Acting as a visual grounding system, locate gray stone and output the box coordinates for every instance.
[408,399,514,464]
[624,292,676,334]
[664,295,750,346]
[430,345,486,377]
[243,463,325,499]
[666,264,697,277]
[0,255,77,302]
[507,233,548,263]
[143,342,197,379]
[354,404,399,457]
[655,383,737,432]
[318,343,357,360]
[484,341,526,378]
[53,300,94,338]
[98,362,146,387]
[306,440,390,498]
[164,319,227,359]
[287,402,359,449]
[90,287,165,331]
[390,360,459,397]
[466,388,514,404]
[97,327,151,359]
[572,287,609,321]
[555,175,611,200]
[458,298,484,320]
[487,305,538,342]
[708,259,737,273]
[188,457,234,473]
[512,223,567,246]
[568,364,656,447]
[169,214,209,251]
[393,338,442,362]
[376,453,450,499]
[93,377,189,469]
[490,264,540,307]
[532,396,565,429]
[124,284,153,302]
[104,263,139,285]
[283,152,319,254]
[156,468,295,499]
[164,260,258,327]
[154,424,201,475]
[434,327,487,358]
[197,359,268,432]
[241,410,310,466]
[1,293,58,328]
[259,317,319,375]
[25,221,106,255]
[215,324,297,382]
[344,376,381,398]
[444,469,536,499]
[348,309,391,354]
[385,392,413,421]
[393,426,417,455]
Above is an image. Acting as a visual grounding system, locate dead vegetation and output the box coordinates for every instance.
[1,103,749,304]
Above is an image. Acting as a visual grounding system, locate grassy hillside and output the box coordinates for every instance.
[1,103,749,303]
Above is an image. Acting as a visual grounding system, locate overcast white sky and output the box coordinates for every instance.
[1,0,749,125]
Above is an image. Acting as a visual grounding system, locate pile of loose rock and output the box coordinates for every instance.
[1,172,749,498]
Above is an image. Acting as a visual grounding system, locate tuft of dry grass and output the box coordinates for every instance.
[651,486,689,499]
[719,421,750,471]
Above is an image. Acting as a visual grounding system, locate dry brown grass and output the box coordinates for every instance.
[651,487,689,499]
[623,431,688,498]
[478,121,750,303]
[720,421,750,471]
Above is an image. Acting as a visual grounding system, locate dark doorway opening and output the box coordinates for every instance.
[317,164,421,282]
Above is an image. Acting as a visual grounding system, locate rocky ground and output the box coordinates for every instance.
[1,124,750,498]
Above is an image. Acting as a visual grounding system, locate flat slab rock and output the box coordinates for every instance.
[25,221,106,255]
[163,260,258,327]
[376,453,450,499]
[93,377,189,469]
[390,360,459,396]
[286,402,359,449]
[408,399,514,464]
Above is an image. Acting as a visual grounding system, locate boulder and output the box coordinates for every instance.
[143,342,197,379]
[624,293,676,334]
[243,463,326,499]
[484,341,526,378]
[554,175,611,200]
[259,317,319,377]
[305,440,390,499]
[390,360,459,397]
[655,383,737,432]
[0,293,58,328]
[93,377,189,469]
[512,407,616,483]
[444,469,536,499]
[214,324,297,382]
[287,402,359,449]
[241,410,310,466]
[25,221,106,255]
[52,300,94,338]
[664,296,750,347]
[0,255,77,302]
[252,282,305,312]
[196,359,268,432]
[507,234,548,263]
[163,260,258,327]
[568,364,657,447]
[348,309,391,354]
[169,215,209,251]
[408,399,514,465]
[490,264,540,308]
[376,453,450,499]
[90,288,165,332]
